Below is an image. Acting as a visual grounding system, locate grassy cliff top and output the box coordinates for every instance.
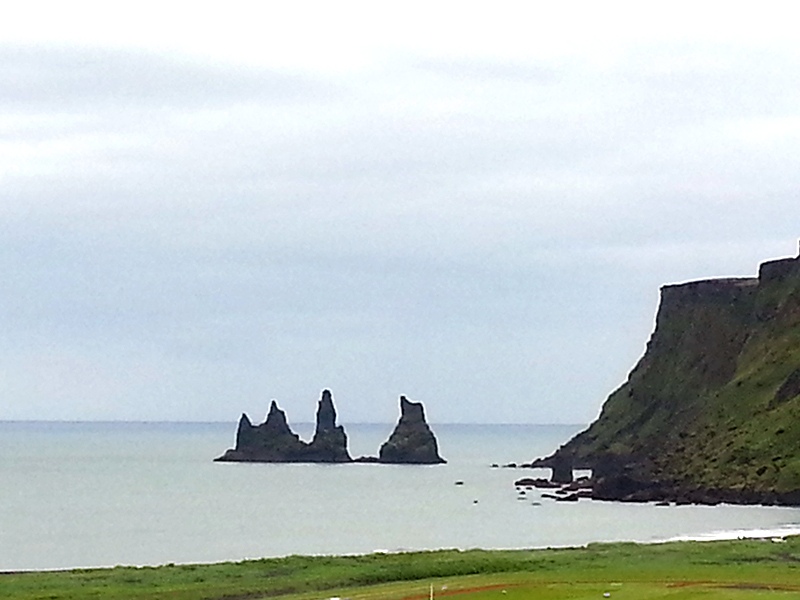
[552,251,800,499]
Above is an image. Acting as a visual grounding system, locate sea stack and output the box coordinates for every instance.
[304,389,352,462]
[215,401,306,462]
[378,396,446,464]
[215,390,351,463]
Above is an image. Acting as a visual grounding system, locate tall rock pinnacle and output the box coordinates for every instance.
[307,389,351,462]
[378,396,445,464]
[215,390,351,463]
[216,391,445,465]
[315,389,337,432]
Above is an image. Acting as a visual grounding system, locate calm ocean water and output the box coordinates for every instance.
[2,421,799,571]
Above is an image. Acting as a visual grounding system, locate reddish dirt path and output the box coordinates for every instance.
[400,583,522,600]
[666,580,800,591]
[396,579,800,599]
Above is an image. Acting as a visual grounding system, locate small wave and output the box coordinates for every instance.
[662,525,800,543]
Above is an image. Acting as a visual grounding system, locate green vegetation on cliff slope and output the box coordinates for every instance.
[556,253,800,496]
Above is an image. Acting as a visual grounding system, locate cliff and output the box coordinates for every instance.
[215,389,352,463]
[378,396,446,464]
[537,248,800,505]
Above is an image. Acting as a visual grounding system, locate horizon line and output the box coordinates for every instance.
[0,419,588,427]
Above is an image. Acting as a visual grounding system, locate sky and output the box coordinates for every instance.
[2,1,800,425]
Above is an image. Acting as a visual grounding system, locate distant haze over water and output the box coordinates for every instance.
[2,422,799,571]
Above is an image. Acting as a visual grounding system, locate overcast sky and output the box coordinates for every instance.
[2,2,799,424]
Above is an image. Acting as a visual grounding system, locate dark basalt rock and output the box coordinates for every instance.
[353,455,380,463]
[215,391,448,465]
[304,390,352,462]
[550,453,574,484]
[514,477,560,488]
[556,493,580,502]
[529,246,800,506]
[771,367,800,408]
[214,390,351,463]
[378,396,445,464]
[215,401,306,462]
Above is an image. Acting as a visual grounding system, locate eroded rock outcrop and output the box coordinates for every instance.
[304,389,351,462]
[216,391,446,465]
[533,247,800,505]
[215,389,351,463]
[378,396,446,464]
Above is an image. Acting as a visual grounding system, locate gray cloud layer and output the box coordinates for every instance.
[2,41,799,423]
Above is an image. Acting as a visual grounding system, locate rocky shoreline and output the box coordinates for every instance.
[512,464,800,506]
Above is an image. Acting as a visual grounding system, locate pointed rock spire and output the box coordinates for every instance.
[215,400,305,461]
[216,391,445,465]
[307,389,351,462]
[215,391,351,463]
[378,396,445,464]
[262,400,294,436]
[315,389,337,433]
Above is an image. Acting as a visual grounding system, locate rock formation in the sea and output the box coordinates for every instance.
[378,396,446,464]
[534,245,800,506]
[215,389,351,463]
[304,389,352,462]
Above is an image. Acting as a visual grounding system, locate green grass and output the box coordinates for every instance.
[4,537,800,600]
[556,268,800,495]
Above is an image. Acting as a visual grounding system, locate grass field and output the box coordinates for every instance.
[3,536,800,600]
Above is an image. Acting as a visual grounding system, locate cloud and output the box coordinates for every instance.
[0,45,337,111]
[2,37,800,422]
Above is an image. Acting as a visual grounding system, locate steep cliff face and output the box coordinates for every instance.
[541,250,800,505]
[379,396,446,464]
[215,390,351,463]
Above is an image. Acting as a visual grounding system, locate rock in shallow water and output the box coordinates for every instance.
[378,396,446,464]
[215,389,351,463]
[215,391,445,465]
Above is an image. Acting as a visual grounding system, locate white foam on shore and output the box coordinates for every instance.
[661,524,800,543]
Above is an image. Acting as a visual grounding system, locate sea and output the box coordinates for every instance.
[2,421,800,572]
